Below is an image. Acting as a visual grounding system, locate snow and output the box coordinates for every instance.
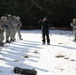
[0,29,76,75]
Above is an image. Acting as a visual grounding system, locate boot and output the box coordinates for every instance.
[10,39,15,42]
[6,40,11,43]
[0,42,4,47]
[20,37,23,40]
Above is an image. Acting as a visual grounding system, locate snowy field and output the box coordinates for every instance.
[0,29,76,75]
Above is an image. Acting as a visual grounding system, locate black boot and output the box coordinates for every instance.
[42,42,45,45]
[47,39,50,45]
[20,38,23,40]
[47,41,50,45]
[42,39,45,44]
[6,40,11,43]
[0,42,4,47]
[10,39,15,42]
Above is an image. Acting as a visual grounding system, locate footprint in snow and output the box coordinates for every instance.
[23,55,29,58]
[14,60,20,62]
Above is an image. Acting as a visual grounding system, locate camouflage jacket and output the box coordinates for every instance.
[16,21,22,27]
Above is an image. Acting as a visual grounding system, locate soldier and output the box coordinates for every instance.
[16,16,23,40]
[70,18,76,41]
[39,17,50,45]
[0,18,4,46]
[0,16,8,46]
[6,14,13,43]
[11,15,17,41]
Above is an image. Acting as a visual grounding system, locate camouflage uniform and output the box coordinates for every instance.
[0,19,4,46]
[16,16,22,40]
[11,16,17,41]
[6,14,13,43]
[70,18,76,41]
[0,16,8,46]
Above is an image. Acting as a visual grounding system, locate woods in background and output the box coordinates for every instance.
[0,0,76,29]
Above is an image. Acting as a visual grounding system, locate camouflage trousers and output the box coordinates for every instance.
[74,29,76,40]
[0,30,4,43]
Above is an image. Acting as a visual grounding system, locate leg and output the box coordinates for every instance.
[42,32,45,44]
[74,29,76,41]
[0,30,4,46]
[10,27,14,41]
[17,27,22,40]
[13,27,17,40]
[46,31,50,44]
[6,28,11,43]
[10,26,16,41]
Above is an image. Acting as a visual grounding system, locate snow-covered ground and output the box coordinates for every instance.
[0,29,76,75]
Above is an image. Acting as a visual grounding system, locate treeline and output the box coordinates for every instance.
[0,0,76,29]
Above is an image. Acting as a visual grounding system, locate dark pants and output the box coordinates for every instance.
[42,31,50,44]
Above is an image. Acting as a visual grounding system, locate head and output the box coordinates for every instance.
[1,16,7,22]
[73,18,76,23]
[13,16,16,20]
[16,16,20,21]
[8,14,12,19]
[42,17,47,22]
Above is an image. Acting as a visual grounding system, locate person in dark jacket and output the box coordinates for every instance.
[39,17,50,45]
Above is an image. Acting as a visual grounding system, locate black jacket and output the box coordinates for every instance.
[41,20,49,32]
